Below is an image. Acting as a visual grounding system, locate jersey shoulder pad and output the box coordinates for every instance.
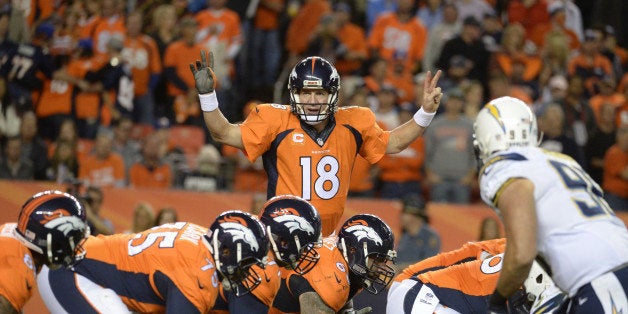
[334,106,376,128]
[303,247,350,311]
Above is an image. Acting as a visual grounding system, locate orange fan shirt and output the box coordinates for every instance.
[335,23,368,75]
[0,223,37,312]
[269,236,350,313]
[163,40,204,96]
[368,13,427,67]
[123,35,162,97]
[603,145,628,198]
[73,222,219,312]
[78,152,125,187]
[377,137,424,183]
[35,63,83,118]
[240,104,390,235]
[128,161,172,189]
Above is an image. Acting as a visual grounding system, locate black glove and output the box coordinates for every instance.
[487,291,509,314]
[189,50,216,94]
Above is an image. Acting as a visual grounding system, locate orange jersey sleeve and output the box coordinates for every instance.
[0,223,36,312]
[240,104,389,234]
[396,238,506,282]
[78,222,219,312]
[279,237,350,312]
[417,253,504,297]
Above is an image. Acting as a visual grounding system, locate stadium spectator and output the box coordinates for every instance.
[46,139,79,183]
[395,194,441,270]
[368,0,427,77]
[191,51,442,235]
[181,144,224,192]
[330,2,368,76]
[122,10,161,126]
[436,16,490,87]
[78,131,126,188]
[163,16,204,125]
[424,89,476,203]
[0,136,33,180]
[422,2,460,72]
[126,201,155,234]
[567,28,613,98]
[603,125,628,211]
[377,107,425,200]
[83,186,114,235]
[244,0,284,103]
[585,103,618,184]
[538,104,585,166]
[155,207,178,225]
[18,111,48,180]
[129,133,172,189]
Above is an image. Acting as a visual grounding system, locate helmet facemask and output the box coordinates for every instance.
[290,88,338,125]
[268,226,320,275]
[210,224,267,296]
[341,238,396,294]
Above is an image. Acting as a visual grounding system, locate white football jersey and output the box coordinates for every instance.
[479,146,628,296]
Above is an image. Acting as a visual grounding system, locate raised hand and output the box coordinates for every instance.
[421,70,443,113]
[189,50,217,94]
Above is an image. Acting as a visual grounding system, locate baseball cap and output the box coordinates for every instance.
[549,75,568,91]
[462,16,481,28]
[402,194,428,221]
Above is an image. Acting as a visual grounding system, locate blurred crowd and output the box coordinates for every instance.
[0,0,626,210]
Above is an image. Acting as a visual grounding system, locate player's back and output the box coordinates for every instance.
[479,147,628,295]
[75,222,219,312]
[0,223,36,312]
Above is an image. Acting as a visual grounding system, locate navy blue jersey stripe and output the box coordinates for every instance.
[342,124,363,156]
[263,129,293,199]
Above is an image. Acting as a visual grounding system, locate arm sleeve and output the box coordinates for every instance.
[153,271,201,314]
[287,275,316,298]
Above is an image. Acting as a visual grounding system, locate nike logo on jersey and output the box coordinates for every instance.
[197,278,204,289]
[334,273,342,284]
[578,297,587,305]
[264,272,271,283]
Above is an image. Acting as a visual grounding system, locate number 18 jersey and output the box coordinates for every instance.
[241,104,390,235]
[479,147,628,296]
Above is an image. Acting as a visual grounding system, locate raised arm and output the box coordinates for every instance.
[386,70,443,154]
[190,50,244,149]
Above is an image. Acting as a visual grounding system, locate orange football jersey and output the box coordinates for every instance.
[395,238,506,283]
[269,236,350,313]
[0,223,37,312]
[74,222,219,312]
[240,104,390,234]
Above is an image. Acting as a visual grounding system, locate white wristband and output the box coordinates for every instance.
[199,92,218,112]
[413,107,436,127]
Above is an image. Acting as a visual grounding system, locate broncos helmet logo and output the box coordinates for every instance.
[44,216,86,236]
[273,215,315,235]
[344,224,383,246]
[220,222,259,252]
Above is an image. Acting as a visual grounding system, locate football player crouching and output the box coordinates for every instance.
[0,190,90,313]
[337,214,397,314]
[38,210,268,313]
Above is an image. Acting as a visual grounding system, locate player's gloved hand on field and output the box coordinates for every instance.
[487,290,509,314]
[189,50,216,94]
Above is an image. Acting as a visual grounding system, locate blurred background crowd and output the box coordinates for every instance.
[0,0,626,222]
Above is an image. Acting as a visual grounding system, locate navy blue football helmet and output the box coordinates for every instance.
[14,190,90,268]
[288,56,340,125]
[207,210,269,296]
[259,195,322,275]
[338,214,396,294]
